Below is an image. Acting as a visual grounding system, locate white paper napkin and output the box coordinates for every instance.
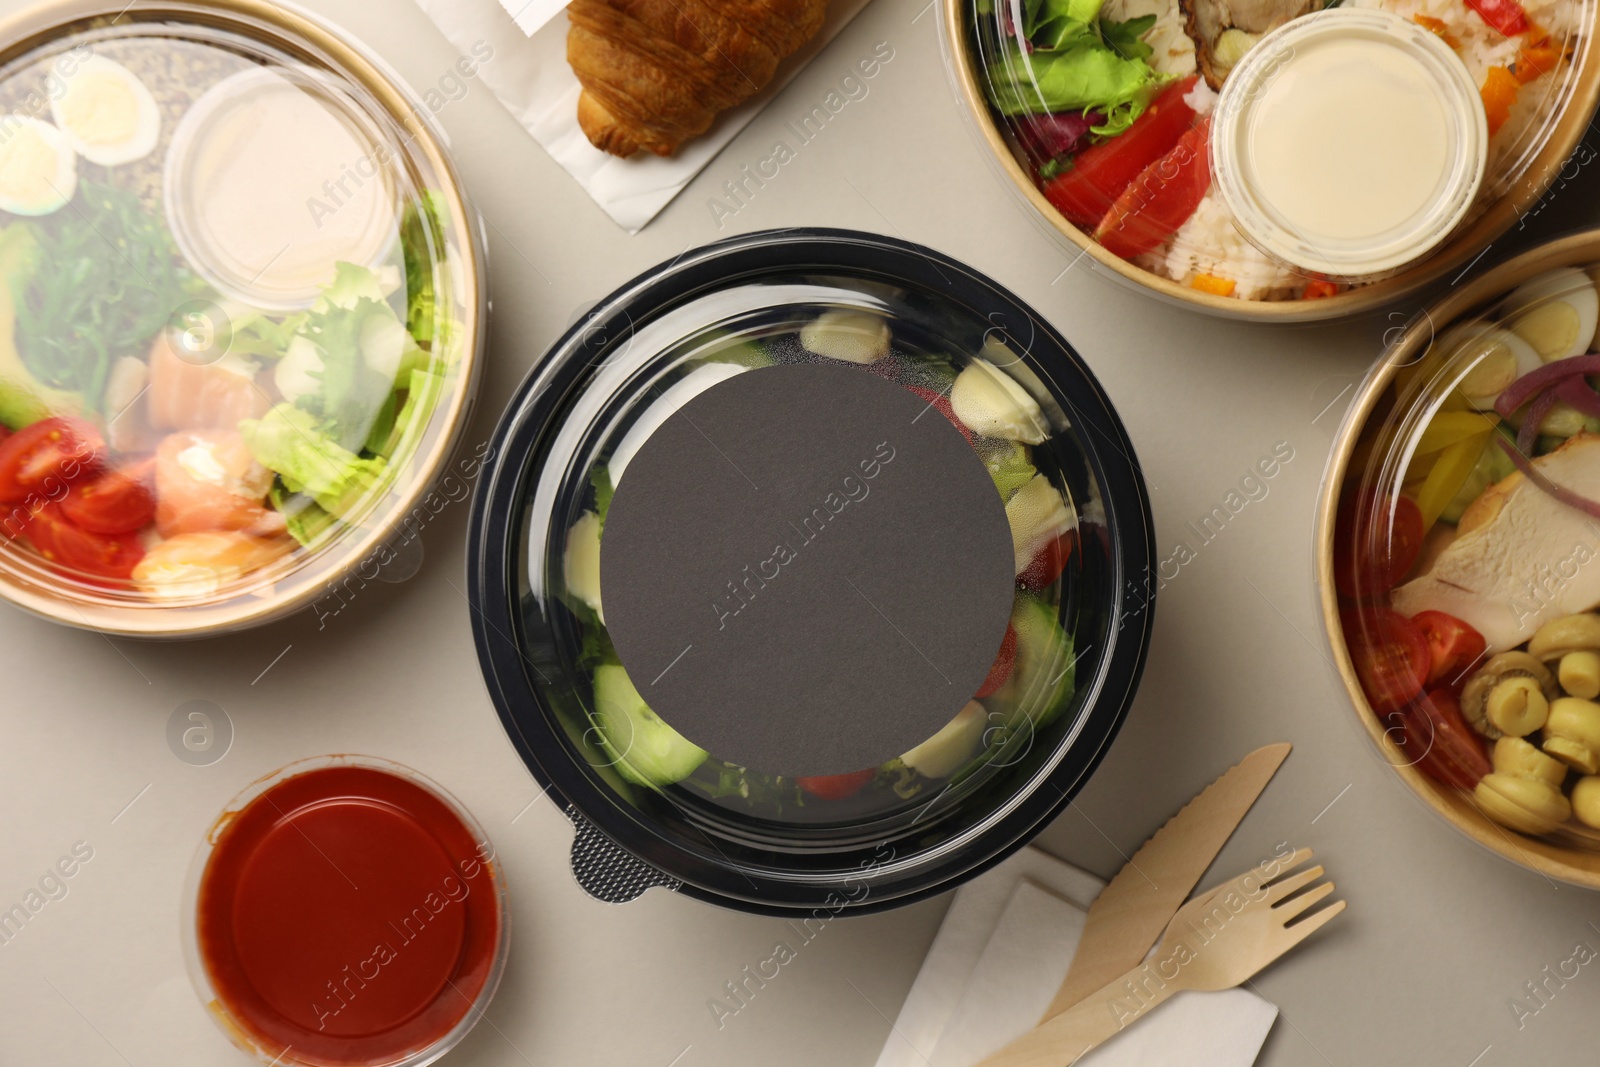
[875,846,1279,1067]
[412,0,878,232]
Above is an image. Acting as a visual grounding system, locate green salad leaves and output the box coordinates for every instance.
[988,0,1166,137]
[239,256,454,546]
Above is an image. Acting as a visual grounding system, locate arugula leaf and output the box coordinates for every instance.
[1101,14,1156,60]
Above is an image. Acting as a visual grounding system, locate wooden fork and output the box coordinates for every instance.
[977,847,1345,1067]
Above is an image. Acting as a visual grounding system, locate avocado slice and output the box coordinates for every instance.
[592,662,708,787]
[0,226,82,430]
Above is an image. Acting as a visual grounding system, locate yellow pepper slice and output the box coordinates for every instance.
[1416,429,1491,530]
[1415,409,1499,456]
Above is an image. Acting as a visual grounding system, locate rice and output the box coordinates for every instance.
[1135,189,1300,299]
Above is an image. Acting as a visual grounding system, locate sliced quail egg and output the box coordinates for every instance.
[50,56,161,166]
[0,116,76,215]
[1501,267,1599,363]
[1435,322,1543,410]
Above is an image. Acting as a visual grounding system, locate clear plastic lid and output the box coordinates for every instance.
[1326,244,1600,878]
[0,3,480,635]
[469,231,1157,910]
[947,0,1596,313]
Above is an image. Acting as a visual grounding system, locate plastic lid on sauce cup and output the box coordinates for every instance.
[1212,9,1488,280]
[183,756,508,1067]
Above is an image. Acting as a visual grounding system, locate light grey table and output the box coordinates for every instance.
[4,1,1599,1064]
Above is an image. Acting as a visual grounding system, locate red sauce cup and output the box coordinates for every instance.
[183,756,509,1066]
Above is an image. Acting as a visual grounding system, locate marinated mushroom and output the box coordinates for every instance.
[1572,777,1600,829]
[1542,697,1600,775]
[1460,652,1559,739]
[1492,736,1567,788]
[1528,613,1600,700]
[1476,773,1573,835]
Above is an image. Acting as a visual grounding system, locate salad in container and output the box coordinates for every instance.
[943,0,1599,318]
[1321,230,1600,888]
[467,229,1156,914]
[0,1,483,637]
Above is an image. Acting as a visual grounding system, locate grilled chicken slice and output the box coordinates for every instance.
[1180,0,1322,88]
[1392,433,1600,652]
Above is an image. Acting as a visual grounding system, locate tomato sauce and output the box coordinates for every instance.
[196,764,503,1066]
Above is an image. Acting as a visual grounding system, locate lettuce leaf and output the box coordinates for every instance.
[988,42,1165,136]
[239,403,387,519]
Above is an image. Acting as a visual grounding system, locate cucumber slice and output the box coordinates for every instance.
[592,663,708,787]
[996,594,1076,728]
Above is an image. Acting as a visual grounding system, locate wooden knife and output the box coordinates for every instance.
[1040,742,1293,1020]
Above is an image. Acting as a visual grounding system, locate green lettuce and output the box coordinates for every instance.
[239,404,387,519]
[988,42,1165,136]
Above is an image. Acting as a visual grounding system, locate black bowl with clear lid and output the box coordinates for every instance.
[468,229,1155,914]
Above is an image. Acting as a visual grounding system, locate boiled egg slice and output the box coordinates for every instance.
[1501,267,1599,363]
[50,56,161,166]
[1436,322,1544,410]
[0,116,76,215]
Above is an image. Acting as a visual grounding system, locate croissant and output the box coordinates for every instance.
[566,0,829,157]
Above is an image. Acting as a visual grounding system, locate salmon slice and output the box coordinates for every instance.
[146,331,272,433]
[154,430,286,538]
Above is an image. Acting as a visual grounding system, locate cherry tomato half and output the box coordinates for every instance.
[25,502,144,580]
[1333,492,1424,600]
[905,385,973,444]
[1344,608,1430,714]
[0,417,105,504]
[1412,610,1488,688]
[976,624,1019,698]
[59,459,156,535]
[1389,687,1492,790]
[1018,532,1076,592]
[797,769,875,800]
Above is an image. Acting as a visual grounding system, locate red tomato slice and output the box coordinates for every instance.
[1391,687,1492,790]
[1018,532,1076,592]
[60,459,156,535]
[0,417,106,504]
[1040,76,1198,229]
[905,385,974,444]
[25,502,144,580]
[1094,116,1212,260]
[976,624,1019,698]
[1411,611,1488,688]
[1344,608,1430,714]
[797,769,875,800]
[1333,491,1424,600]
[1465,0,1528,35]
[0,496,40,541]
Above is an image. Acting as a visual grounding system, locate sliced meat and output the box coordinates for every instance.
[1179,0,1322,88]
[1392,433,1600,652]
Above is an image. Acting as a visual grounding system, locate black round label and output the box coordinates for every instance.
[600,362,1016,777]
